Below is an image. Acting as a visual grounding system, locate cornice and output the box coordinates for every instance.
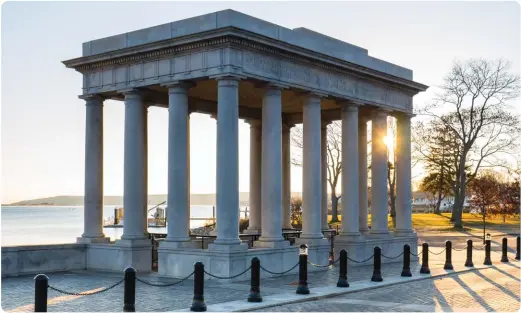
[63,27,428,94]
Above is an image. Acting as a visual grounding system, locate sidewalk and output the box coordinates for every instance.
[1,246,518,312]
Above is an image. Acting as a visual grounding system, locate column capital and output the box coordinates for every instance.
[78,94,104,102]
[372,108,392,118]
[210,74,246,86]
[282,122,295,131]
[245,119,262,127]
[299,90,328,99]
[395,111,416,120]
[118,88,144,99]
[339,99,364,109]
[321,119,332,127]
[162,80,196,92]
[255,81,289,90]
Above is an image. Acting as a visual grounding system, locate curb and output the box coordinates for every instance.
[199,262,518,312]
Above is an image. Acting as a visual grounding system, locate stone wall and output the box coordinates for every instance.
[1,244,86,277]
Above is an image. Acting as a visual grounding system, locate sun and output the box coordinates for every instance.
[383,135,392,147]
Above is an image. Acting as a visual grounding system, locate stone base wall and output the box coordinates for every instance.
[1,244,86,277]
[334,233,419,266]
[157,243,319,282]
[86,242,152,272]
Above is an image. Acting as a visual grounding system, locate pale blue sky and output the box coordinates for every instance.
[1,1,520,203]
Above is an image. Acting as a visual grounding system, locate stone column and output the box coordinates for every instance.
[341,103,361,237]
[370,110,389,235]
[120,89,149,241]
[78,95,109,243]
[395,113,414,235]
[282,123,293,230]
[213,76,241,246]
[258,85,285,246]
[163,82,193,247]
[301,94,323,240]
[245,120,262,234]
[321,120,330,231]
[358,116,370,234]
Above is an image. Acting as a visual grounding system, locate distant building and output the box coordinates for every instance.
[412,191,470,213]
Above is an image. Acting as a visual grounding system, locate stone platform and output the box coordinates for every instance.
[334,232,419,266]
[158,239,330,281]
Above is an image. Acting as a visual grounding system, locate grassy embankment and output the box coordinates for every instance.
[328,213,520,232]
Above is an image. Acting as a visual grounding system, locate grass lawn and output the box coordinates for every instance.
[328,213,520,231]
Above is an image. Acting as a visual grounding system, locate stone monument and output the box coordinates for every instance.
[63,9,428,280]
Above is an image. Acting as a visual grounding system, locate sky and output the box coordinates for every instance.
[1,1,520,204]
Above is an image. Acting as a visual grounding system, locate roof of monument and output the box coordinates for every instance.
[79,9,415,81]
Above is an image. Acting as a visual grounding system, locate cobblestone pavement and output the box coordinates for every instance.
[253,263,521,312]
[1,244,518,312]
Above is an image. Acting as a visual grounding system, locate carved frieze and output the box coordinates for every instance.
[82,43,413,112]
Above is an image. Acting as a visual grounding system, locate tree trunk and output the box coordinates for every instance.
[330,188,340,223]
[434,192,442,215]
[453,157,467,229]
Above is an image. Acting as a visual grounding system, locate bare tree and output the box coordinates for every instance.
[292,122,342,222]
[419,59,521,229]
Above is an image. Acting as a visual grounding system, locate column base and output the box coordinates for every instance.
[393,229,415,237]
[243,228,261,235]
[208,242,248,252]
[254,240,290,249]
[77,236,111,244]
[300,232,324,240]
[369,230,390,238]
[338,232,361,241]
[359,227,370,234]
[116,238,151,247]
[160,240,194,249]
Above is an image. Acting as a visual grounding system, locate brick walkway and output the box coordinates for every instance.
[1,244,518,312]
[253,264,520,312]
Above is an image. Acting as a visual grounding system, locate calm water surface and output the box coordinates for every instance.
[0,205,238,246]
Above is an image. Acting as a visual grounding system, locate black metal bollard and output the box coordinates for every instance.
[420,243,430,274]
[190,262,207,312]
[248,257,262,302]
[501,238,509,263]
[123,267,136,312]
[336,249,349,287]
[296,244,310,294]
[401,244,412,277]
[444,241,454,270]
[34,274,48,312]
[484,238,492,265]
[516,236,521,260]
[371,246,383,282]
[465,240,474,267]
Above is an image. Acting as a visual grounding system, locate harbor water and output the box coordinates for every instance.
[0,205,248,246]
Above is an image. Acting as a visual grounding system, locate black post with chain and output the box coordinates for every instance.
[484,238,492,265]
[465,240,474,267]
[401,244,412,277]
[190,262,206,312]
[34,274,48,312]
[248,257,262,302]
[420,243,430,274]
[123,267,136,312]
[444,241,453,270]
[336,249,349,287]
[516,236,521,260]
[371,246,383,282]
[296,244,309,295]
[501,237,509,263]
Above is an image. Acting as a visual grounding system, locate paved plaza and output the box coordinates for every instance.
[2,237,520,312]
